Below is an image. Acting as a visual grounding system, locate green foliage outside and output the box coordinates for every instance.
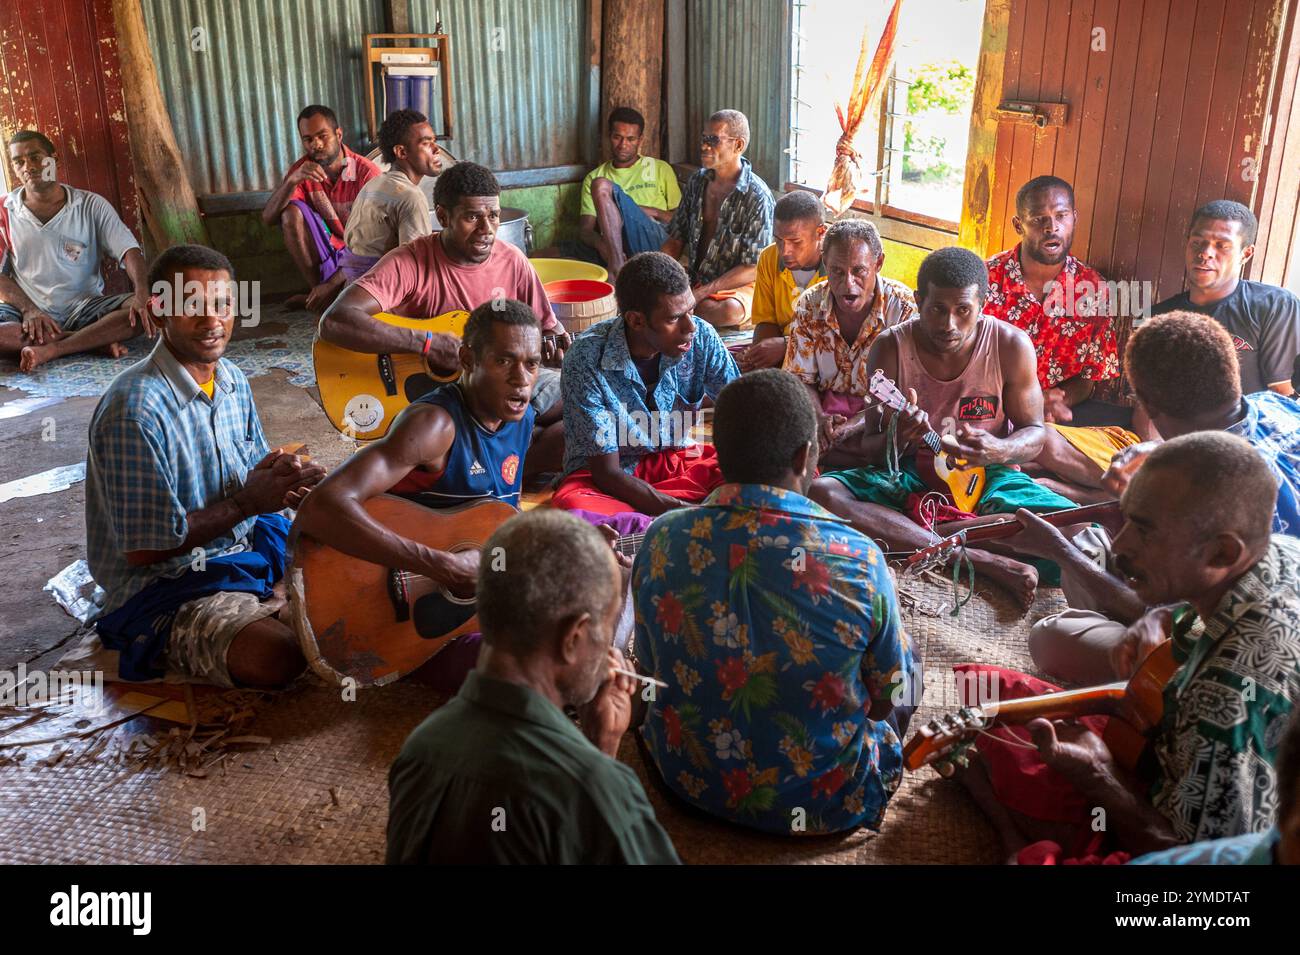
[902,60,974,184]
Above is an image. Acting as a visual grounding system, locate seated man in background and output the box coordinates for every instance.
[295,300,542,694]
[386,509,681,864]
[662,110,773,329]
[1015,312,1300,685]
[1154,199,1299,397]
[554,251,738,517]
[984,175,1142,492]
[1132,708,1300,865]
[632,370,916,835]
[1,130,154,371]
[321,161,568,473]
[736,190,827,372]
[86,245,324,689]
[782,218,914,465]
[961,433,1300,862]
[261,105,378,312]
[570,106,680,277]
[810,247,1073,611]
[339,109,440,282]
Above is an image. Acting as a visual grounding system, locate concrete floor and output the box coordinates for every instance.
[0,305,355,672]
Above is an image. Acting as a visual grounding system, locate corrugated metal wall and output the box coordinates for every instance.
[686,0,791,188]
[143,0,386,196]
[142,0,593,196]
[408,0,593,171]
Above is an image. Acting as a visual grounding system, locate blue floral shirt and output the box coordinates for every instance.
[1230,391,1300,537]
[632,483,915,835]
[560,315,739,475]
[666,158,775,287]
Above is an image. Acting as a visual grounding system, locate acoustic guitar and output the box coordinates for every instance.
[287,495,648,687]
[868,368,988,512]
[314,310,469,441]
[904,639,1176,776]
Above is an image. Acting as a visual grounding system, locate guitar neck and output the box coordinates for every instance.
[952,500,1120,545]
[616,533,645,558]
[985,683,1128,724]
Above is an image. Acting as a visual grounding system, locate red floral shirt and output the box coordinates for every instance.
[985,245,1119,389]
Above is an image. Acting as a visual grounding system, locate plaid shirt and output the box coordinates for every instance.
[985,244,1119,389]
[85,340,271,616]
[667,159,774,287]
[287,145,379,251]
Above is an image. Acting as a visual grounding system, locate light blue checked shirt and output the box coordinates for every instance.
[560,315,739,476]
[85,339,270,616]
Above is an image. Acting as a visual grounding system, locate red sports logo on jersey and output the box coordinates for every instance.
[1231,335,1254,351]
[501,454,520,485]
[958,395,998,420]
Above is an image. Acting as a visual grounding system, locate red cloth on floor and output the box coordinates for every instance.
[952,664,1129,864]
[904,492,975,529]
[552,445,724,516]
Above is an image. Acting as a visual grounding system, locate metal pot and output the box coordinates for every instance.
[496,207,533,254]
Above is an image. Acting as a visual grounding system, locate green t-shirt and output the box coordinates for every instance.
[579,156,682,218]
[386,670,681,865]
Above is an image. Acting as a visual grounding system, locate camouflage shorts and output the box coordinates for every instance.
[167,590,278,688]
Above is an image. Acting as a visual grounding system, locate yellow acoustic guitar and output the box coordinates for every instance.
[314,310,469,441]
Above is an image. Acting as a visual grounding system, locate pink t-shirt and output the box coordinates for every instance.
[355,234,557,330]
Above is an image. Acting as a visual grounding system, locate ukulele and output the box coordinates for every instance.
[867,369,987,512]
[288,495,647,687]
[313,310,469,441]
[904,639,1176,775]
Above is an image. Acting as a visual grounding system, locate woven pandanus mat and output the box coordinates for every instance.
[0,575,1065,864]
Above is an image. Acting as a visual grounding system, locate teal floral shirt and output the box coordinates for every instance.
[632,483,914,835]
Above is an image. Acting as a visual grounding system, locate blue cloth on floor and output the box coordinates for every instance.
[94,513,290,681]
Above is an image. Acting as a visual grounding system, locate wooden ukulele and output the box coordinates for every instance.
[868,369,987,512]
[287,495,646,687]
[904,639,1176,775]
[314,310,469,441]
[883,500,1121,571]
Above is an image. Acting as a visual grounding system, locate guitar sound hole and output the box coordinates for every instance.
[411,592,477,639]
[405,373,439,402]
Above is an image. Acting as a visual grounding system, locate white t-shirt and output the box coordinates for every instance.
[1,184,140,322]
[343,167,432,258]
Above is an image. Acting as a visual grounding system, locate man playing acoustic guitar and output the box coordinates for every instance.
[809,247,1076,611]
[955,433,1300,862]
[294,300,543,693]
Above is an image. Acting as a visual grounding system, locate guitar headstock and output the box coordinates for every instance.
[868,369,909,412]
[904,534,964,573]
[903,705,990,773]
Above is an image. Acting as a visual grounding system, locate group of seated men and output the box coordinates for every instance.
[4,94,1299,865]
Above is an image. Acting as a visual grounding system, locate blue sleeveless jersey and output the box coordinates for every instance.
[388,383,534,508]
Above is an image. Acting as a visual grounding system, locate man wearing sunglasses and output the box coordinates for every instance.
[661,110,774,330]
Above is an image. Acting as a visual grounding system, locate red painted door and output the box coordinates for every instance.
[0,0,138,287]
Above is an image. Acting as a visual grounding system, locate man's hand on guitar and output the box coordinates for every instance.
[1042,386,1073,424]
[891,387,931,450]
[817,412,846,450]
[1110,606,1172,681]
[426,547,481,597]
[1100,441,1158,497]
[422,332,462,378]
[947,423,1008,468]
[1027,718,1115,784]
[1008,507,1072,561]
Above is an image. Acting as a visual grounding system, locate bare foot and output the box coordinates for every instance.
[283,293,310,310]
[98,341,128,359]
[18,344,54,372]
[971,551,1039,613]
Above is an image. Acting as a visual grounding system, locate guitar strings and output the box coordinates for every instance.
[391,533,648,585]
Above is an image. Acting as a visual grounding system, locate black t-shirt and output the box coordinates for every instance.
[1153,280,1300,394]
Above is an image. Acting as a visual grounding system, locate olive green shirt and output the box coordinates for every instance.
[386,670,681,864]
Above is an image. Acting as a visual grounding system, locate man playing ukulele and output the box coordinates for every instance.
[809,247,1075,612]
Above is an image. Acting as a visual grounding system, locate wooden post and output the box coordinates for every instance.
[957,0,1010,258]
[112,0,208,250]
[601,0,665,160]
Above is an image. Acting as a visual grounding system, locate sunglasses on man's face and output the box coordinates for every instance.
[700,133,735,148]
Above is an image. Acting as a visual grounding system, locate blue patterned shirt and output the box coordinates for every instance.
[666,159,774,287]
[560,315,739,475]
[1230,391,1300,537]
[1130,826,1279,865]
[632,483,914,835]
[85,340,271,616]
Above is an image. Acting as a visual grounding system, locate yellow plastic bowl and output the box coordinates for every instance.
[529,257,609,284]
